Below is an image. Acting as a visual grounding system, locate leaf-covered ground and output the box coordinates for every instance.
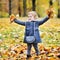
[0,18,60,60]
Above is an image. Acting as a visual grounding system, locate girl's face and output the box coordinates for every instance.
[28,13,35,21]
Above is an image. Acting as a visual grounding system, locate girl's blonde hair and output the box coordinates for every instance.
[28,11,38,19]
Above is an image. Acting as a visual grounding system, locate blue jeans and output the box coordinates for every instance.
[27,43,40,55]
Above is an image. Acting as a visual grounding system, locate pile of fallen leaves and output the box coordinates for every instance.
[0,43,60,60]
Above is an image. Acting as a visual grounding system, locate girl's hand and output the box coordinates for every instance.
[46,7,54,18]
[10,14,16,23]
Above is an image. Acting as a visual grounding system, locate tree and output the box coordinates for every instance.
[18,0,21,16]
[9,0,12,15]
[57,0,60,18]
[49,0,53,6]
[32,0,36,11]
[23,0,26,16]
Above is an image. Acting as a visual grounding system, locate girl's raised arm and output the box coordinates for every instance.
[38,8,54,25]
[10,14,25,26]
[14,19,25,26]
[38,16,49,25]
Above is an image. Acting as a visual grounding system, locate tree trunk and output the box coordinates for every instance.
[9,0,11,15]
[57,0,60,18]
[49,0,53,6]
[23,0,26,16]
[32,0,36,11]
[58,9,60,18]
[18,0,21,16]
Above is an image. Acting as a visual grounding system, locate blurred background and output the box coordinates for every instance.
[0,0,60,18]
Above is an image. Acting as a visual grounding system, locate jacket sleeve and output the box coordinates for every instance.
[14,18,25,26]
[38,16,49,25]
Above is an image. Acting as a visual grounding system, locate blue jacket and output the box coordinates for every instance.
[14,16,49,43]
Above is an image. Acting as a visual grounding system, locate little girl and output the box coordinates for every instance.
[10,11,53,58]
